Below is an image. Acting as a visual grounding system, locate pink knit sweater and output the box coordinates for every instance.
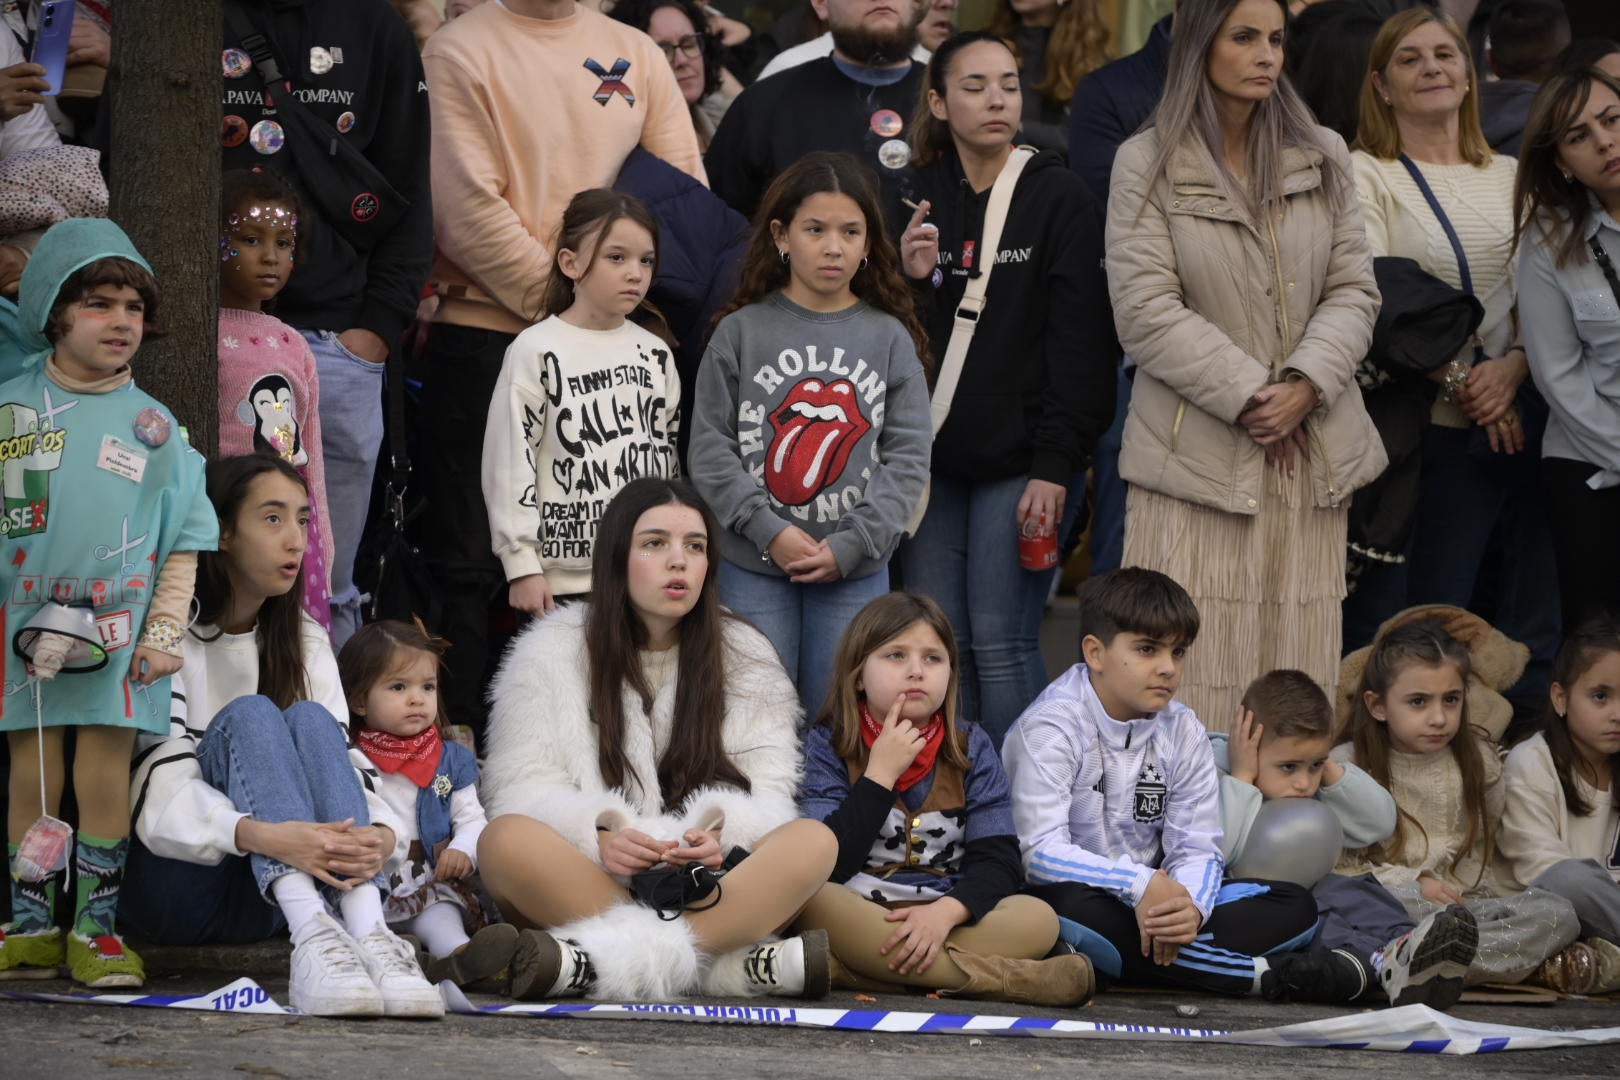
[216,308,335,627]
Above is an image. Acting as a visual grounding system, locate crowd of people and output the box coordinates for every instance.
[0,0,1619,1027]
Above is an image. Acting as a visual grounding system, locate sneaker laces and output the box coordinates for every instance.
[362,929,421,978]
[308,928,369,977]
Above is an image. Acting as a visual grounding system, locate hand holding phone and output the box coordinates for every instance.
[0,62,48,119]
[29,0,77,96]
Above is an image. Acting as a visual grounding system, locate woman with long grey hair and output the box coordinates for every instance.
[1103,0,1384,722]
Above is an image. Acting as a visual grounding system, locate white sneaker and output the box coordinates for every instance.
[352,923,446,1018]
[288,913,384,1017]
[739,930,830,998]
[1378,904,1478,1009]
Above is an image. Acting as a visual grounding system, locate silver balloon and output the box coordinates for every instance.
[1228,798,1343,888]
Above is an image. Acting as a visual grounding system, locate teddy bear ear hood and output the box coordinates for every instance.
[18,217,153,349]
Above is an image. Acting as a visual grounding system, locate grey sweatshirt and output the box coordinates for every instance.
[688,292,931,580]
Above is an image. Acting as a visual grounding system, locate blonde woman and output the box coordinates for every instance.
[1346,8,1558,692]
[1105,0,1384,724]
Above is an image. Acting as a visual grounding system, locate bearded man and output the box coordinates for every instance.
[705,0,924,232]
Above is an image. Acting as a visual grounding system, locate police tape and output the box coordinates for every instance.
[6,976,1620,1054]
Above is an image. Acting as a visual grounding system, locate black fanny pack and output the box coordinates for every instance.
[222,0,408,252]
[629,846,749,921]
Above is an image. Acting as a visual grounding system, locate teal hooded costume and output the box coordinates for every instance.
[0,218,217,734]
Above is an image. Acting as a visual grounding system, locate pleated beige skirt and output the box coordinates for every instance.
[1121,462,1346,728]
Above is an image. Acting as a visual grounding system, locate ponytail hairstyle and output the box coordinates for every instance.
[1338,619,1492,882]
[530,188,674,345]
[910,31,1018,169]
[1136,0,1346,221]
[338,618,452,736]
[818,591,971,770]
[1512,68,1620,267]
[193,454,312,709]
[584,477,751,810]
[987,0,1109,109]
[1542,617,1620,816]
[717,151,930,365]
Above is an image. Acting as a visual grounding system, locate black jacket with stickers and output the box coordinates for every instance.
[909,146,1117,486]
[222,0,431,345]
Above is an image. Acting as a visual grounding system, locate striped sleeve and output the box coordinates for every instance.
[1158,719,1225,921]
[128,675,249,866]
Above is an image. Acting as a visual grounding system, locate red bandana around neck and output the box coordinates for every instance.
[357,725,443,788]
[859,701,947,791]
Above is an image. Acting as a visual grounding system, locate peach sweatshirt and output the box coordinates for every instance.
[423,0,706,334]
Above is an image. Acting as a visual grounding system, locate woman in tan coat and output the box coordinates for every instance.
[1105,0,1384,723]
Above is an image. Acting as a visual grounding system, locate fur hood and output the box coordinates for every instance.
[1337,603,1529,743]
[481,604,804,869]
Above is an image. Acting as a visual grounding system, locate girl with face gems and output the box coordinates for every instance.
[1104,0,1383,725]
[477,478,839,1003]
[118,455,442,1019]
[1512,69,1620,632]
[1334,618,1584,992]
[899,32,1115,747]
[1344,10,1558,691]
[215,168,335,634]
[1499,618,1620,994]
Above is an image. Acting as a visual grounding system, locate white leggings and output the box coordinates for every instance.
[391,901,469,958]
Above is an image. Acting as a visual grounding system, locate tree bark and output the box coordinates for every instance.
[106,0,220,456]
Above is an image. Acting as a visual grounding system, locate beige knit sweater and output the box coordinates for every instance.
[1332,736,1507,898]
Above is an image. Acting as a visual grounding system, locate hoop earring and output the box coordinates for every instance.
[778,249,789,264]
[860,257,869,270]
[1560,170,1573,183]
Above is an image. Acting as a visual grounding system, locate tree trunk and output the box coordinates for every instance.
[106,0,220,456]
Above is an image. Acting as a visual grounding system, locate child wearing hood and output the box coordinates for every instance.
[0,219,216,988]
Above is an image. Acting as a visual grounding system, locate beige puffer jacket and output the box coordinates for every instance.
[1106,127,1386,515]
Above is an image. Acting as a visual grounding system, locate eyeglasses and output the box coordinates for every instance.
[657,34,705,62]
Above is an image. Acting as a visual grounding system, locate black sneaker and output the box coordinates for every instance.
[1378,904,1477,1010]
[1261,947,1370,1003]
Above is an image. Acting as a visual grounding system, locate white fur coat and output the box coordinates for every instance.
[481,604,804,869]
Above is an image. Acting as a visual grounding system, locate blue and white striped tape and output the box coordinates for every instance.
[5,977,1620,1055]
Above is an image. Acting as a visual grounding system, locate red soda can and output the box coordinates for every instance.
[1019,528,1059,570]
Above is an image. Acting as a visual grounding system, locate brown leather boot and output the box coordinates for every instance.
[936,945,1095,1006]
[1530,941,1598,995]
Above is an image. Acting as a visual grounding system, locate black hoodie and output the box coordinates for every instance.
[910,146,1117,486]
[221,0,432,345]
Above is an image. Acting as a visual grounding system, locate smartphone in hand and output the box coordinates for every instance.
[30,0,76,96]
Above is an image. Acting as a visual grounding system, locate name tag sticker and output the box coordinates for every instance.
[97,435,148,483]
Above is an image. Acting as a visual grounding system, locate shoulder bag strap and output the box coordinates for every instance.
[1590,235,1620,303]
[927,145,1035,435]
[1396,154,1474,297]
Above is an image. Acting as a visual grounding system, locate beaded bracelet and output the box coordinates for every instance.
[1440,357,1470,403]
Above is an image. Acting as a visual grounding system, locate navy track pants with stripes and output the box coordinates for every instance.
[1028,878,1318,995]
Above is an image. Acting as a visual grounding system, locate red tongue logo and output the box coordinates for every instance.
[765,378,871,506]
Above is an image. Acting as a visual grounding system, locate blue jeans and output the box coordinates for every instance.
[718,559,891,718]
[302,330,386,646]
[901,473,1077,748]
[1406,425,1560,702]
[1087,360,1134,575]
[117,696,380,944]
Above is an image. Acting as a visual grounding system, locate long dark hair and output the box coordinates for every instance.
[717,151,930,363]
[585,477,750,809]
[1542,617,1620,816]
[819,592,971,771]
[1338,619,1493,883]
[910,31,1016,169]
[531,188,673,344]
[1512,68,1620,267]
[193,454,311,709]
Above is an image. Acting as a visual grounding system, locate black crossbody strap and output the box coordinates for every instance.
[1398,154,1474,297]
[1591,235,1620,305]
[222,0,287,88]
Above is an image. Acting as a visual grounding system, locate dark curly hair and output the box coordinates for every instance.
[607,0,722,101]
